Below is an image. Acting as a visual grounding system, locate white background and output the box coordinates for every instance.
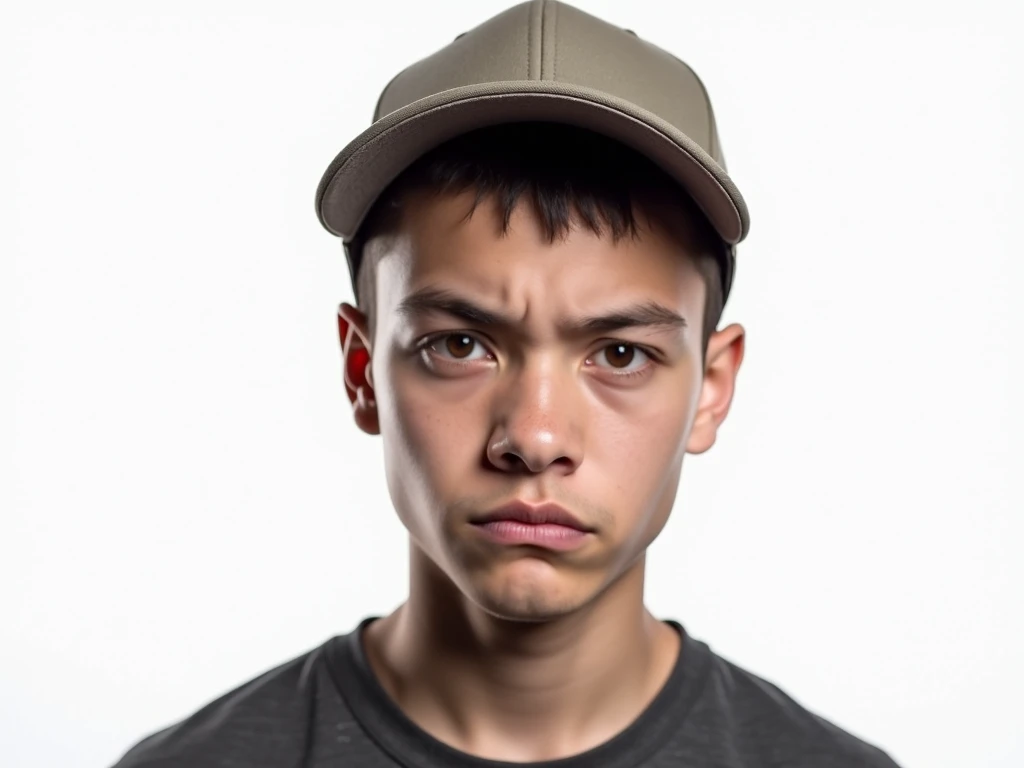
[3,1,1021,766]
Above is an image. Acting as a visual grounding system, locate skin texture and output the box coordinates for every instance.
[336,189,745,761]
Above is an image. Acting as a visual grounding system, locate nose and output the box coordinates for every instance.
[485,358,584,475]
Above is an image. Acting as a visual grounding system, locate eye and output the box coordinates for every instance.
[590,343,651,373]
[425,333,491,362]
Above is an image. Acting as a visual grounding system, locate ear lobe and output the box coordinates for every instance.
[686,323,745,455]
[337,303,379,435]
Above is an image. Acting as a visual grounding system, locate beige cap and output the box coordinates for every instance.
[315,0,750,297]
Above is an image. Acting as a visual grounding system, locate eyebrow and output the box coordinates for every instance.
[396,287,687,335]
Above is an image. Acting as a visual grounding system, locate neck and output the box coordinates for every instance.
[361,543,681,762]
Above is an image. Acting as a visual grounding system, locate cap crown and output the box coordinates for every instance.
[374,1,726,167]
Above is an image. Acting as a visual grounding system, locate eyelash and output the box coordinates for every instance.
[416,332,657,378]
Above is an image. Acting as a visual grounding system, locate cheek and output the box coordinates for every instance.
[586,368,701,522]
[376,355,487,514]
[593,408,687,502]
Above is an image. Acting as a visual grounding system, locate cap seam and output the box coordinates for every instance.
[527,0,534,80]
[540,0,547,79]
[552,0,558,81]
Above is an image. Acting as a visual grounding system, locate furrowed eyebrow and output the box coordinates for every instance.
[570,302,687,335]
[396,287,686,335]
[396,288,509,327]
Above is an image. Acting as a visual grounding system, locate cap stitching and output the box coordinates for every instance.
[540,0,546,79]
[552,1,558,80]
[527,2,533,80]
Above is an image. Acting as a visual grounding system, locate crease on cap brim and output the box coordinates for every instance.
[316,80,750,249]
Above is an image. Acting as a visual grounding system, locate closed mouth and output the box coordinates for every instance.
[470,501,593,533]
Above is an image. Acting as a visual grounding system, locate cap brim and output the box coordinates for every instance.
[316,79,749,248]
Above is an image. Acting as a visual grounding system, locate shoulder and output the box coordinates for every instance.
[110,639,334,768]
[697,643,901,768]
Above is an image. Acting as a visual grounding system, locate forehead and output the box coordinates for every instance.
[370,190,708,312]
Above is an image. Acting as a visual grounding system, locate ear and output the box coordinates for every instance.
[337,302,379,436]
[686,323,745,455]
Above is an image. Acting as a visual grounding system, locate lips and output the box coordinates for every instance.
[471,501,593,532]
[469,501,595,552]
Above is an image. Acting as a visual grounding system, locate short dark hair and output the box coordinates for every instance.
[348,122,726,356]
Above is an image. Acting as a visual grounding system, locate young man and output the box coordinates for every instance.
[114,2,901,766]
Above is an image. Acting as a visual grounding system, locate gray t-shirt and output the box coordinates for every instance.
[111,617,901,767]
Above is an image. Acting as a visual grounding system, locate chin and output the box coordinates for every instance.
[463,558,593,623]
[473,593,581,624]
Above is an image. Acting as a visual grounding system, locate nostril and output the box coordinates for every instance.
[501,452,526,469]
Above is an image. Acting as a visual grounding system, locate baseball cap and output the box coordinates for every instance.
[315,0,750,300]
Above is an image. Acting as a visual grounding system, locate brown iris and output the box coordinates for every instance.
[605,344,636,368]
[445,334,476,358]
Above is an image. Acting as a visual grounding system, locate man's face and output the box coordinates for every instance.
[343,190,742,622]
